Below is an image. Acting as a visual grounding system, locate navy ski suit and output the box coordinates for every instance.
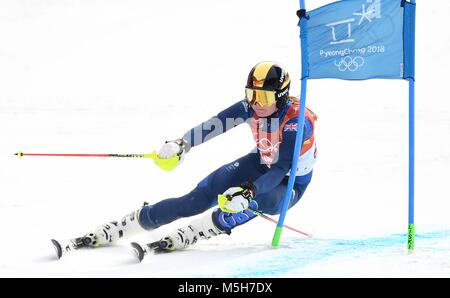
[139,99,315,231]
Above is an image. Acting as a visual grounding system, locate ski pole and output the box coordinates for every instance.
[15,152,153,158]
[249,208,311,238]
[15,151,180,171]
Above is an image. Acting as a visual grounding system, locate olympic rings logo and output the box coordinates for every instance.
[334,56,365,72]
[256,138,280,153]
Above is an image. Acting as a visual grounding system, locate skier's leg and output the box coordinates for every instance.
[82,153,263,248]
[138,153,263,230]
[208,179,310,236]
[83,206,147,247]
[255,179,310,215]
[52,206,148,258]
[155,180,310,251]
[155,200,260,251]
[156,210,227,251]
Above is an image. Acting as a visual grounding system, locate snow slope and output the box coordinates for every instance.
[0,0,449,277]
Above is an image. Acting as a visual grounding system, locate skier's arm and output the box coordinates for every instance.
[154,101,250,169]
[182,100,251,149]
[252,118,313,195]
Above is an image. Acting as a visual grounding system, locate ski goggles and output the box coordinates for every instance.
[245,88,277,107]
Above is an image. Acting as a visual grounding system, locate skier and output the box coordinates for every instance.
[53,61,317,257]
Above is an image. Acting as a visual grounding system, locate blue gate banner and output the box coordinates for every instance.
[300,0,415,80]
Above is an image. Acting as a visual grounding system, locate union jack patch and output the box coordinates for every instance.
[284,123,298,132]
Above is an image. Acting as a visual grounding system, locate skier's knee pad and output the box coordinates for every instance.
[212,200,259,234]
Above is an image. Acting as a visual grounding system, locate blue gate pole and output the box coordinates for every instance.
[408,77,415,252]
[272,0,308,247]
[408,0,416,253]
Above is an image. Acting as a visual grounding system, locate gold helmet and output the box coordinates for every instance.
[245,61,290,108]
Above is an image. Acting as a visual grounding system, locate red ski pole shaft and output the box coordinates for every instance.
[250,208,311,237]
[15,151,179,171]
[15,152,151,158]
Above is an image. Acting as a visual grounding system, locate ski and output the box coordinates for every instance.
[51,236,93,259]
[130,239,172,262]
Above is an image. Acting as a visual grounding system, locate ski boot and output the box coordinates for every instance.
[52,206,146,259]
[131,211,225,262]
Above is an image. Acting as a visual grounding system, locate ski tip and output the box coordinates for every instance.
[51,239,62,260]
[130,242,145,262]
